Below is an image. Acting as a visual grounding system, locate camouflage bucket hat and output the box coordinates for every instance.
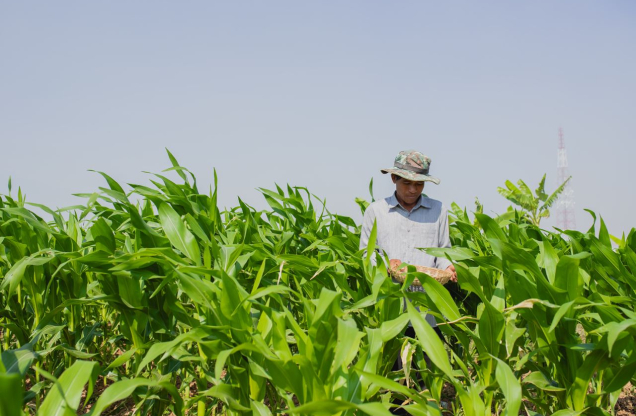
[381,150,441,185]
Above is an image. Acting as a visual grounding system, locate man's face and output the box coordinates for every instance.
[392,176,425,205]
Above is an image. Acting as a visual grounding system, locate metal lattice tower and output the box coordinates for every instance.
[555,127,576,230]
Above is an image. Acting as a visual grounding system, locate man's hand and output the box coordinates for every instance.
[389,259,402,269]
[446,264,457,282]
[389,259,403,273]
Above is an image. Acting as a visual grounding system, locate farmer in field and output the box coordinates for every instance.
[359,150,457,326]
[360,150,457,413]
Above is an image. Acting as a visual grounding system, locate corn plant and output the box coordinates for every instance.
[0,150,634,416]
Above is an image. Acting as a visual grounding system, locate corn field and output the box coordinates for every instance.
[1,151,635,416]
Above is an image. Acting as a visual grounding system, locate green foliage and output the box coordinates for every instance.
[497,174,571,226]
[0,151,634,416]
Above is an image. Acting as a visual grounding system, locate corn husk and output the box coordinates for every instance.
[389,263,452,286]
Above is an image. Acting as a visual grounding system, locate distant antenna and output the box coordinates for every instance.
[555,128,576,230]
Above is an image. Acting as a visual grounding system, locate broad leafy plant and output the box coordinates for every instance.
[497,174,571,226]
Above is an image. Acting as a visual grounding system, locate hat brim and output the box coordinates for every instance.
[381,168,441,185]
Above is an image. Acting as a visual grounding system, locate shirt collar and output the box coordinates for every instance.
[387,193,431,211]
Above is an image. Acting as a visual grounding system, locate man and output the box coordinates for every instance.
[360,150,456,414]
[359,150,457,325]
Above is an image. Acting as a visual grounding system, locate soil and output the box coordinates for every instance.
[438,382,636,416]
[77,376,136,416]
[440,382,456,413]
[616,383,636,416]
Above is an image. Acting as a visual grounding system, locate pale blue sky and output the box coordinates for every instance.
[1,1,635,234]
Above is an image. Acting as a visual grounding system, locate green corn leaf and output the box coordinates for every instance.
[220,272,251,329]
[413,271,462,322]
[115,272,145,309]
[407,302,454,379]
[425,246,477,261]
[136,328,207,375]
[58,345,97,359]
[522,371,565,392]
[569,350,608,410]
[1,207,53,234]
[184,213,210,244]
[0,373,22,416]
[478,300,505,356]
[356,327,383,399]
[251,400,273,416]
[554,255,583,302]
[455,383,486,416]
[312,288,342,326]
[165,148,188,182]
[190,384,250,412]
[214,343,270,381]
[331,318,364,373]
[598,216,611,247]
[104,347,137,371]
[475,213,507,242]
[37,361,99,416]
[89,218,116,253]
[604,359,636,393]
[379,313,410,342]
[89,170,129,203]
[493,357,521,416]
[158,202,201,265]
[596,318,636,355]
[364,220,378,268]
[1,251,55,297]
[88,378,183,416]
[250,259,267,295]
[549,300,576,333]
[504,319,526,358]
[354,369,430,404]
[538,240,559,284]
[176,272,216,310]
[551,410,585,416]
[287,399,393,416]
[0,258,28,298]
[236,285,293,315]
[454,263,487,301]
[1,345,38,376]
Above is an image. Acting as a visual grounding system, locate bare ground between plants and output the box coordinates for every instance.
[17,376,636,415]
[69,382,635,416]
[437,382,636,416]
